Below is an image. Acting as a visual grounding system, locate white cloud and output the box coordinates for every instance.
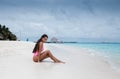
[0,0,120,42]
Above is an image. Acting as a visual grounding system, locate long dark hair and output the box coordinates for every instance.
[32,34,48,53]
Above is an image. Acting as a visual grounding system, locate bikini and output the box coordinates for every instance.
[33,46,44,56]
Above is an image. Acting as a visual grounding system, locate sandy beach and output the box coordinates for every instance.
[0,41,120,79]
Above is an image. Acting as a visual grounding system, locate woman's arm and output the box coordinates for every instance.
[38,42,43,54]
[38,42,43,62]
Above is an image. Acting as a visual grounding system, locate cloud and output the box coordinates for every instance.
[0,0,120,42]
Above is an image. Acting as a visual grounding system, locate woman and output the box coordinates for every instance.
[32,34,65,63]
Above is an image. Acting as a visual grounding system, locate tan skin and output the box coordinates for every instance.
[33,37,65,63]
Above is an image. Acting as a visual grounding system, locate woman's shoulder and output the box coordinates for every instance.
[39,42,43,45]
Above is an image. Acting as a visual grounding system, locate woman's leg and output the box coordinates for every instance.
[33,53,48,62]
[39,50,63,63]
[38,52,49,62]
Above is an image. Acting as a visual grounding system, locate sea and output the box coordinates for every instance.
[64,43,120,72]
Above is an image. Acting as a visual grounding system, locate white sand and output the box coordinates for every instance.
[0,41,120,79]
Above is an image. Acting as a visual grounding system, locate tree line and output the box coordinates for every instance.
[0,24,17,40]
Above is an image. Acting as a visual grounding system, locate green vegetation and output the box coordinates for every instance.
[0,24,17,40]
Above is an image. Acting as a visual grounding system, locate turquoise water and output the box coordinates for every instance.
[65,43,120,72]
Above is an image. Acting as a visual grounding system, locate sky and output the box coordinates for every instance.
[0,0,120,42]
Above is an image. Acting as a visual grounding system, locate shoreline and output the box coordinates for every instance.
[46,43,120,74]
[59,43,120,73]
[0,41,120,79]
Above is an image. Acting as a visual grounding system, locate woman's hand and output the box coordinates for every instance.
[37,55,40,63]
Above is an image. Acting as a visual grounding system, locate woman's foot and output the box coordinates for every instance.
[54,60,65,64]
[59,61,65,64]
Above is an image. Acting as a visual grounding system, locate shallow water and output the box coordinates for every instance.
[64,43,120,72]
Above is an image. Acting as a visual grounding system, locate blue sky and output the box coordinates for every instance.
[0,0,120,42]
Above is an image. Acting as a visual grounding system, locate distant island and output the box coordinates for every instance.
[47,37,77,43]
[46,41,78,43]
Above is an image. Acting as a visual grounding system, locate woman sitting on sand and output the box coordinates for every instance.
[32,34,64,63]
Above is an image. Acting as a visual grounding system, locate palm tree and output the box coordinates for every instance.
[0,24,17,40]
